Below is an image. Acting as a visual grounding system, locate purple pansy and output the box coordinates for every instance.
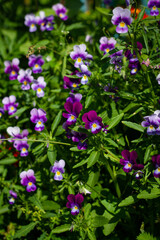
[71,131,88,150]
[141,114,160,135]
[20,169,37,192]
[37,11,54,31]
[9,190,17,205]
[111,7,133,34]
[66,93,82,104]
[70,44,93,68]
[109,50,123,73]
[148,0,160,16]
[76,64,91,85]
[52,3,68,21]
[24,14,38,32]
[63,72,81,90]
[50,159,65,181]
[30,108,47,131]
[2,96,18,115]
[28,55,44,74]
[4,58,20,80]
[66,194,84,215]
[0,108,4,118]
[120,150,144,173]
[126,0,130,6]
[17,69,34,90]
[14,140,29,157]
[152,155,160,178]
[99,36,116,55]
[82,110,103,134]
[63,101,83,125]
[31,76,46,98]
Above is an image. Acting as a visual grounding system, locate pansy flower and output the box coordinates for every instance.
[63,101,83,125]
[76,64,91,85]
[82,110,103,134]
[109,50,123,73]
[28,55,44,74]
[66,194,84,215]
[111,7,133,33]
[99,36,116,55]
[2,96,18,115]
[66,93,82,104]
[50,159,65,181]
[17,69,34,90]
[63,72,81,90]
[52,3,68,21]
[9,190,17,205]
[37,11,54,31]
[4,58,20,80]
[30,108,47,131]
[31,76,46,97]
[141,114,160,135]
[148,0,160,16]
[24,14,38,32]
[14,140,29,157]
[20,169,37,192]
[152,154,160,178]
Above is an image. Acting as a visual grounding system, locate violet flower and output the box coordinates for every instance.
[70,44,93,68]
[50,159,65,181]
[126,0,130,6]
[99,36,116,55]
[63,72,81,90]
[85,35,93,44]
[28,55,44,74]
[37,11,54,31]
[30,108,47,131]
[148,0,160,16]
[31,76,46,97]
[71,131,88,150]
[109,50,123,73]
[7,126,29,142]
[141,114,160,135]
[4,58,20,80]
[14,140,29,157]
[2,96,18,115]
[120,150,144,173]
[20,169,37,192]
[111,7,133,33]
[24,14,38,32]
[52,3,68,21]
[17,69,34,90]
[66,93,82,104]
[134,170,144,179]
[0,108,4,118]
[82,110,103,134]
[152,155,160,178]
[76,64,91,85]
[63,101,83,125]
[66,194,84,215]
[9,190,17,205]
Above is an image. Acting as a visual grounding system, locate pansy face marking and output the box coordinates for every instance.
[77,57,82,63]
[120,22,125,28]
[72,83,77,88]
[35,64,39,68]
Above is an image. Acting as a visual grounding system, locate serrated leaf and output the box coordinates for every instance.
[137,232,157,240]
[51,224,71,233]
[122,121,144,132]
[13,222,38,239]
[87,151,100,168]
[118,195,138,207]
[51,111,62,135]
[107,113,124,130]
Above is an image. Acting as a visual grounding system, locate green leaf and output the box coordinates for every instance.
[13,222,38,239]
[142,31,149,54]
[144,144,152,164]
[0,158,17,165]
[87,171,100,187]
[118,195,138,207]
[107,113,124,130]
[103,221,118,236]
[51,224,71,233]
[37,232,48,240]
[84,203,92,219]
[10,106,28,118]
[85,95,92,108]
[87,151,100,168]
[70,147,81,151]
[122,121,144,132]
[42,200,60,211]
[136,7,146,22]
[88,231,96,240]
[0,205,9,214]
[51,111,62,135]
[137,232,157,240]
[29,196,45,213]
[105,138,119,148]
[96,7,112,16]
[73,159,88,168]
[66,22,85,31]
[47,144,57,165]
[92,216,108,227]
[137,188,160,199]
[123,103,140,113]
[34,40,49,48]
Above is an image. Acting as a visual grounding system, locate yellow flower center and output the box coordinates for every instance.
[0,113,2,117]
[35,64,39,68]
[133,68,137,73]
[28,182,32,186]
[127,163,132,167]
[41,22,45,26]
[10,106,14,111]
[77,57,82,63]
[31,24,35,27]
[11,71,16,75]
[83,75,87,80]
[74,206,78,210]
[106,48,110,53]
[92,123,97,128]
[153,6,156,10]
[57,171,61,176]
[22,148,26,152]
[37,88,41,92]
[120,22,125,28]
[24,81,27,85]
[158,167,160,172]
[59,13,63,18]
[150,125,154,129]
[38,121,42,125]
[72,83,77,88]
[71,115,75,120]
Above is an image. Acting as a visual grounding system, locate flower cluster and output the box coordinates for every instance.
[141,110,160,135]
[109,50,123,73]
[17,69,34,90]
[148,0,160,16]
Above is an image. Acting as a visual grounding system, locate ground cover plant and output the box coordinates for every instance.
[0,0,160,239]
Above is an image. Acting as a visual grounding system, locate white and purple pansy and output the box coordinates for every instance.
[2,95,18,115]
[28,55,44,74]
[52,3,68,21]
[63,101,83,125]
[31,76,46,98]
[4,58,20,80]
[17,69,34,90]
[152,155,160,178]
[66,93,82,104]
[111,7,133,34]
[148,0,160,16]
[99,36,117,55]
[37,11,54,31]
[9,190,17,205]
[76,64,91,85]
[20,169,37,192]
[14,140,29,157]
[50,159,65,181]
[120,150,137,172]
[24,13,38,32]
[66,194,84,215]
[30,108,47,131]
[82,110,103,134]
[141,114,160,135]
